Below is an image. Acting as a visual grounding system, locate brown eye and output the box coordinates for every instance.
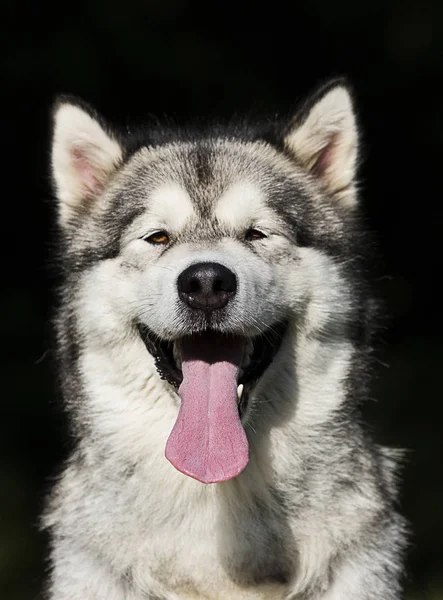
[245,228,267,242]
[143,231,170,245]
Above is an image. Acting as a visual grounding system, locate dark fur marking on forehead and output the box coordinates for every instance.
[185,145,216,219]
[169,143,232,220]
[174,216,226,244]
[193,145,213,187]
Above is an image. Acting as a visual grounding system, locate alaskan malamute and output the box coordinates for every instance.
[44,79,406,599]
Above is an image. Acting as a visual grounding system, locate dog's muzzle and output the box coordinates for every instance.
[137,261,287,485]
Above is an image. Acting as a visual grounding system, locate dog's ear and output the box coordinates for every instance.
[51,97,123,228]
[284,79,359,207]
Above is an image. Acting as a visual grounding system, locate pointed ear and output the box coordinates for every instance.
[51,98,123,227]
[284,80,359,207]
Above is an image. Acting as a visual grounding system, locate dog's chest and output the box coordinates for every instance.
[128,482,293,599]
[137,549,290,599]
[134,542,290,600]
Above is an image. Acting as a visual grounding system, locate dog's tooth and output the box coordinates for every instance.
[237,384,244,403]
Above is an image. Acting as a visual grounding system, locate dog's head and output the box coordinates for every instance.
[51,80,361,483]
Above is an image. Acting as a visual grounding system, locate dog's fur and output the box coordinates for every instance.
[43,79,407,599]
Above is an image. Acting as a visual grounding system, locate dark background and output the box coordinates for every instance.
[1,2,442,599]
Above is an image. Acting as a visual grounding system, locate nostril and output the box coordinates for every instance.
[214,269,236,295]
[189,279,200,293]
[213,277,224,293]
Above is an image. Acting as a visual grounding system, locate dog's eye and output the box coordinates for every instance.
[245,228,267,242]
[142,231,170,245]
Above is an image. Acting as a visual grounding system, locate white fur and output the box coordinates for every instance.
[47,217,403,600]
[51,234,357,598]
[62,262,294,598]
[294,247,354,423]
[214,181,272,229]
[147,182,195,231]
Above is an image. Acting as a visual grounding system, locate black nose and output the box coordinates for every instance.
[177,262,237,311]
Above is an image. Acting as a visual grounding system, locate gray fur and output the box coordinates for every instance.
[43,80,407,599]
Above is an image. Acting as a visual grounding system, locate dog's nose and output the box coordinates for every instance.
[177,262,237,311]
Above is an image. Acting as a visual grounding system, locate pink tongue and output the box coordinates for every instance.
[165,334,249,484]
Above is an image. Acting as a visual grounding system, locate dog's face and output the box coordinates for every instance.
[51,80,359,483]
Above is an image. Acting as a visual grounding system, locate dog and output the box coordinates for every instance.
[43,79,407,599]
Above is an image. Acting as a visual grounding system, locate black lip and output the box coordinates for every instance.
[137,324,183,388]
[137,322,288,413]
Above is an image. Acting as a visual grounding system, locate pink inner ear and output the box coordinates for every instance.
[312,132,339,179]
[71,147,101,196]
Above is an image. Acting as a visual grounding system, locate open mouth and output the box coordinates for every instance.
[138,322,287,484]
[138,322,287,413]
